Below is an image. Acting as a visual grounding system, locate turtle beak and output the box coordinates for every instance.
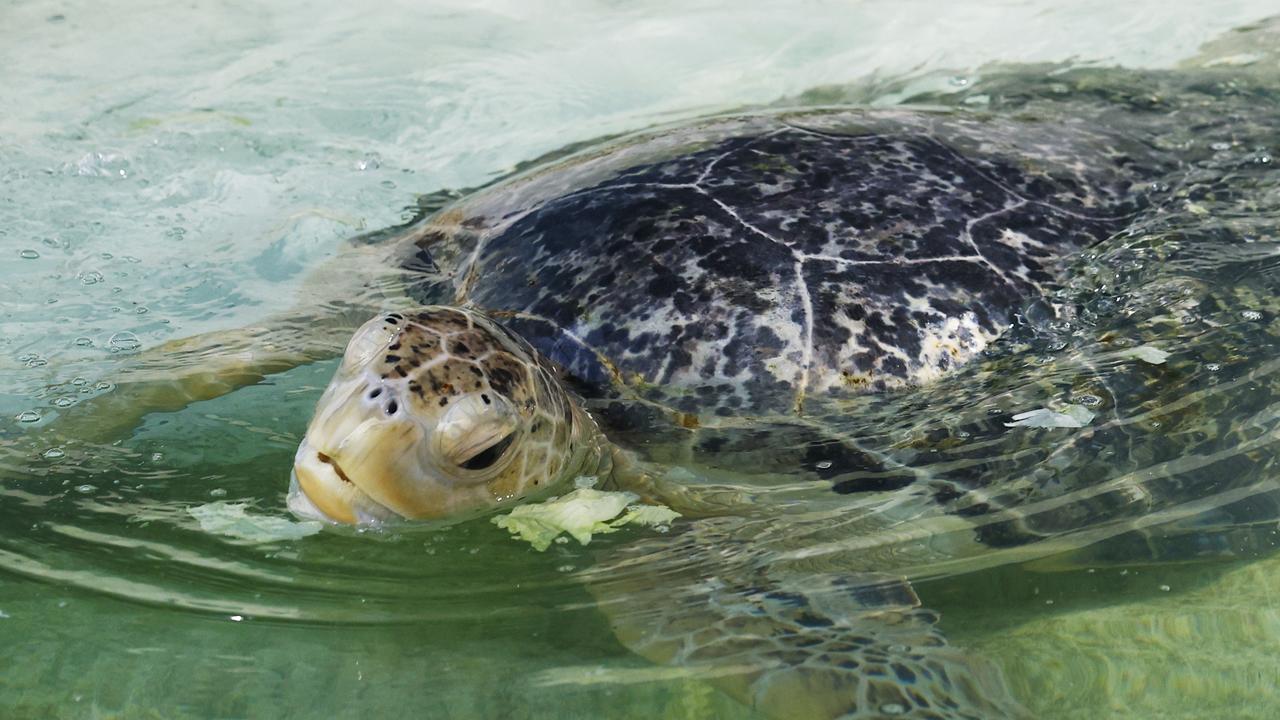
[290,439,402,525]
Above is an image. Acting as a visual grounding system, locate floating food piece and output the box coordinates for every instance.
[1124,345,1170,364]
[189,502,324,542]
[493,488,680,551]
[1005,405,1096,429]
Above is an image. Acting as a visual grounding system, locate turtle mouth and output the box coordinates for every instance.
[289,442,402,526]
[316,452,353,484]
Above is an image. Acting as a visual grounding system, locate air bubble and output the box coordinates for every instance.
[948,75,969,87]
[42,448,65,460]
[19,249,39,259]
[74,336,94,347]
[210,488,227,497]
[815,460,833,470]
[72,377,87,386]
[69,151,130,178]
[74,484,96,494]
[1210,141,1232,151]
[1205,363,1222,372]
[95,381,114,391]
[1076,394,1102,407]
[356,154,381,171]
[1159,584,1171,592]
[15,410,41,423]
[108,332,141,352]
[52,397,75,408]
[79,270,104,285]
[1242,310,1263,321]
[880,704,906,716]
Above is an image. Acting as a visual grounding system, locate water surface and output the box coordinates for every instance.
[4,2,1280,718]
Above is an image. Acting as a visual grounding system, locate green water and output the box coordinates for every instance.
[6,1,1280,718]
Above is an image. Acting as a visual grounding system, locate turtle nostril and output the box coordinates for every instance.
[386,399,399,415]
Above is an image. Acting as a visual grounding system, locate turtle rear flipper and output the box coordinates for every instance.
[585,521,1027,720]
[1025,485,1280,574]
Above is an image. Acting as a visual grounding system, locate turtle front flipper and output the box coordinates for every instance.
[8,240,413,450]
[29,314,356,445]
[584,518,1027,720]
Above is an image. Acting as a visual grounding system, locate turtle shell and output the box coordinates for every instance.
[400,109,1159,416]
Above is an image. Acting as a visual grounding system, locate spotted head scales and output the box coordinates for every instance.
[290,307,608,525]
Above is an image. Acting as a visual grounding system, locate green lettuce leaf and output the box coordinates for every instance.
[492,487,680,551]
[188,502,324,543]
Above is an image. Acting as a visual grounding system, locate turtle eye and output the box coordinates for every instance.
[434,392,520,475]
[459,432,516,471]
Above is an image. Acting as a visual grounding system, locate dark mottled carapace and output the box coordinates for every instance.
[405,110,1157,415]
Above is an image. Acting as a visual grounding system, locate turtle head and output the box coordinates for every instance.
[290,307,608,526]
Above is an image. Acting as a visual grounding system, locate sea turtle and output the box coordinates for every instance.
[279,106,1171,720]
[289,107,1161,519]
[28,19,1280,719]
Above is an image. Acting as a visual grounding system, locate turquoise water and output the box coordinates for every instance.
[5,2,1280,718]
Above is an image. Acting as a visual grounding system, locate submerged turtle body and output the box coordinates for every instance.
[289,107,1178,720]
[402,110,1154,418]
[277,58,1280,714]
